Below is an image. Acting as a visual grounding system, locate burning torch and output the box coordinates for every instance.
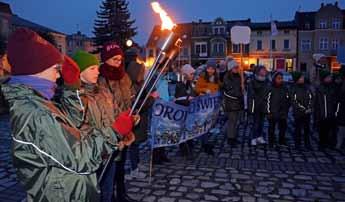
[99,2,182,184]
[130,1,182,115]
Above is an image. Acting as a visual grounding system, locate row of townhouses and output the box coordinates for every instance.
[146,2,345,81]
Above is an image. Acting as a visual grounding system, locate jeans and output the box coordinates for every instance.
[252,112,265,139]
[100,162,116,202]
[129,143,139,171]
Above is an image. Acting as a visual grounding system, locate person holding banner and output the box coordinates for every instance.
[223,59,244,146]
[175,64,197,158]
[98,42,137,202]
[195,59,220,95]
[195,59,220,155]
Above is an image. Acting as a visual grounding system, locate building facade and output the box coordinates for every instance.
[0,2,67,54]
[295,2,345,81]
[67,31,95,56]
[146,18,297,72]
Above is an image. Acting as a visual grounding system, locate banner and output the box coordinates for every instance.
[150,92,222,148]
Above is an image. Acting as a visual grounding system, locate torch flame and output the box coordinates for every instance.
[151,2,176,31]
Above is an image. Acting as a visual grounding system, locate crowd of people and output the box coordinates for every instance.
[0,28,344,202]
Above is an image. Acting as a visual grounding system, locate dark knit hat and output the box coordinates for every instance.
[319,69,331,80]
[61,55,81,89]
[291,71,303,82]
[7,28,63,75]
[272,71,283,80]
[206,59,217,68]
[101,42,124,62]
[73,51,100,73]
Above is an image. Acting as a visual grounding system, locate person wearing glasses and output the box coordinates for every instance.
[98,42,138,202]
[1,28,119,201]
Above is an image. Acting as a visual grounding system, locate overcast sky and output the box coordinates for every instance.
[3,0,344,45]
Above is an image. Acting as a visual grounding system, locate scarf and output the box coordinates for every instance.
[100,63,125,81]
[9,75,57,100]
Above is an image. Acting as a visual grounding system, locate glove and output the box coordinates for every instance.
[112,110,134,137]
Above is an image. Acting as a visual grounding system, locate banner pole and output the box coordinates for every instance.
[149,147,154,184]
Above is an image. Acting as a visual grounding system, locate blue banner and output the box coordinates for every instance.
[150,92,222,148]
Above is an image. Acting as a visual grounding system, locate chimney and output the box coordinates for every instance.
[335,1,339,7]
[199,19,202,23]
[321,3,324,7]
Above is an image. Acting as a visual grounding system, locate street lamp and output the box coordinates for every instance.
[126,39,133,47]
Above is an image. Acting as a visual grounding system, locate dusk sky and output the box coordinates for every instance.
[3,0,344,45]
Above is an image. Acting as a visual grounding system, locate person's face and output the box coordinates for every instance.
[80,65,100,84]
[105,55,123,68]
[275,74,283,86]
[231,66,240,74]
[206,66,215,75]
[185,72,194,81]
[259,68,268,77]
[35,64,61,82]
[297,76,305,84]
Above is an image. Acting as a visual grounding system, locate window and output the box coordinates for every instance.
[319,38,328,50]
[284,39,290,50]
[257,40,263,50]
[332,39,339,50]
[212,42,225,54]
[195,42,208,57]
[301,39,311,51]
[257,31,263,36]
[182,48,189,56]
[284,30,290,34]
[319,20,327,29]
[220,27,225,34]
[305,23,310,29]
[232,44,240,53]
[332,18,341,29]
[214,28,219,35]
[271,40,276,50]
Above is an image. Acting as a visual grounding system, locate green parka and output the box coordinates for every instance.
[1,84,118,202]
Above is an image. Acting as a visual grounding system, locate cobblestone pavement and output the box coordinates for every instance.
[1,113,345,202]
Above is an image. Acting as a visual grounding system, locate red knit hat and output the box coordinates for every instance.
[101,42,124,62]
[61,55,81,88]
[7,28,63,75]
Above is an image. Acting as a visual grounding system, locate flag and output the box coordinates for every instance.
[271,20,278,36]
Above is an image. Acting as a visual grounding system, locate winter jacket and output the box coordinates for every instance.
[222,72,244,112]
[336,82,345,126]
[266,84,290,119]
[98,74,135,119]
[174,80,197,106]
[1,84,118,202]
[314,83,337,122]
[247,79,270,114]
[289,84,313,118]
[195,73,220,95]
[98,74,136,161]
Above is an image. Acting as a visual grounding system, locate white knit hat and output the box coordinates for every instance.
[181,64,195,75]
[227,60,239,71]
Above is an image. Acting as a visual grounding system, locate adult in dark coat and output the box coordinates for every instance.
[223,60,244,146]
